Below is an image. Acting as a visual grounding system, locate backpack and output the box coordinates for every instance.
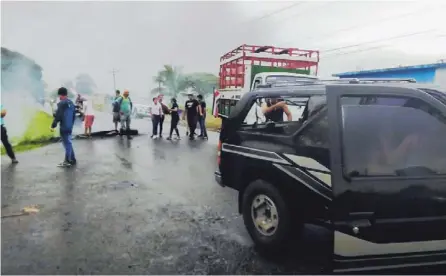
[114,96,132,112]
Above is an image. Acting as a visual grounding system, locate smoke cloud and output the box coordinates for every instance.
[1,47,47,139]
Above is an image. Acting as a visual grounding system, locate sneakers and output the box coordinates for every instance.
[166,136,172,140]
[57,161,72,168]
[151,135,159,140]
[11,159,19,164]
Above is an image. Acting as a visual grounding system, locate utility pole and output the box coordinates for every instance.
[110,68,119,92]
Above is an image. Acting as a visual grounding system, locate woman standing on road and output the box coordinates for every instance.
[167,98,180,140]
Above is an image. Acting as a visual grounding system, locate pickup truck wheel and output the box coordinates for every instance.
[242,179,301,255]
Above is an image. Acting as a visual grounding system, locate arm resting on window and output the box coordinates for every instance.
[283,105,292,121]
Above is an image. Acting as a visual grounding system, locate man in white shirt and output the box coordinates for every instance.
[150,96,162,139]
[83,96,95,137]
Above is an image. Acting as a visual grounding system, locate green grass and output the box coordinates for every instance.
[1,110,55,156]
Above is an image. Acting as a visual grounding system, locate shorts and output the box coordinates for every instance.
[85,115,95,128]
[113,112,120,123]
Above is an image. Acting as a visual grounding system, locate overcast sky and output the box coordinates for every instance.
[2,0,446,97]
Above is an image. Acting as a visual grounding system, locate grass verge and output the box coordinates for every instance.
[1,110,56,156]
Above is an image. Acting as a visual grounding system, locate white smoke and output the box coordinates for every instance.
[1,47,47,140]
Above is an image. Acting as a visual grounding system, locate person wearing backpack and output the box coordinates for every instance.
[112,90,121,131]
[114,89,133,139]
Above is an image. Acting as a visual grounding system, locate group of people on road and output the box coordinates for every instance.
[149,92,208,140]
[1,87,209,168]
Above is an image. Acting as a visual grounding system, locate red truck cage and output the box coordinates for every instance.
[219,44,320,89]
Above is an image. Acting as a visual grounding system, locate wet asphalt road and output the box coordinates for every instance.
[2,119,330,275]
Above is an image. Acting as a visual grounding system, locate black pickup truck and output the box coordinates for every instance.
[214,79,446,273]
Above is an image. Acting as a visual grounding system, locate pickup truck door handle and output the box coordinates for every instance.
[348,212,374,234]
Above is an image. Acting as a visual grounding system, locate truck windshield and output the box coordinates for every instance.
[265,75,316,84]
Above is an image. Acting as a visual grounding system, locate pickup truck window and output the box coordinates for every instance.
[242,96,307,128]
[297,110,329,149]
[341,96,446,178]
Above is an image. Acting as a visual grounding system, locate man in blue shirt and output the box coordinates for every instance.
[51,87,77,167]
[1,103,18,164]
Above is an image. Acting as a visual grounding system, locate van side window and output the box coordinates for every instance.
[341,96,446,178]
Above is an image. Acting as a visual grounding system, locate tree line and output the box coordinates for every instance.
[152,65,218,98]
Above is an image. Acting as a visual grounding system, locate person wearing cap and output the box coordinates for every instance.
[182,92,202,140]
[115,89,133,139]
[51,87,77,167]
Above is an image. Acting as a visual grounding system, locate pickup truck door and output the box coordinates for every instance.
[327,85,446,273]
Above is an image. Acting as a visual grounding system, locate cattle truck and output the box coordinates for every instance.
[213,44,320,118]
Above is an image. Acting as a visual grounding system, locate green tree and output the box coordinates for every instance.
[150,87,166,96]
[1,47,45,102]
[184,72,218,96]
[152,65,189,97]
[75,73,96,95]
[152,65,218,97]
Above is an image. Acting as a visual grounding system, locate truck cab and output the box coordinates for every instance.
[215,79,446,273]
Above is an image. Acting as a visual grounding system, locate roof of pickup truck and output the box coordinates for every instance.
[224,82,445,119]
[252,81,445,96]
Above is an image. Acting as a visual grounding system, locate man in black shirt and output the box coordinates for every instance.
[197,94,208,139]
[182,92,202,140]
[261,98,292,122]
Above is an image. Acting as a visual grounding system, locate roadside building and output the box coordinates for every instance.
[333,61,446,86]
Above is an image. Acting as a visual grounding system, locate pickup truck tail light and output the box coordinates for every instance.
[217,140,222,165]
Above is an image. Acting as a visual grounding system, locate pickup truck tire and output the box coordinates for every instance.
[242,179,302,255]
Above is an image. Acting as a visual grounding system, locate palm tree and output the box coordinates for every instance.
[152,65,189,97]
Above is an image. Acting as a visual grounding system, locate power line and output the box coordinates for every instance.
[109,68,119,92]
[321,28,437,54]
[244,2,303,24]
[322,34,445,59]
[323,44,391,59]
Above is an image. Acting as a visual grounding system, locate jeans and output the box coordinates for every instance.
[120,113,131,136]
[1,125,16,160]
[159,115,165,136]
[60,132,76,162]
[152,115,160,136]
[199,115,207,137]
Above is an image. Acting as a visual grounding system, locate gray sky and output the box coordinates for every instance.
[2,0,446,97]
